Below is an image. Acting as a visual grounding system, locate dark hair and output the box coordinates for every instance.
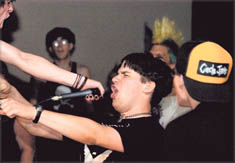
[175,40,204,75]
[151,38,179,64]
[0,0,15,7]
[45,27,76,59]
[120,53,173,110]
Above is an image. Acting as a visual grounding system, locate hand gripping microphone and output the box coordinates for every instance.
[50,88,100,101]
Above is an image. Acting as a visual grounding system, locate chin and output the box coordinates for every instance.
[112,101,121,113]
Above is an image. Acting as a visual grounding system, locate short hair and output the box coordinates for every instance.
[120,53,173,109]
[45,27,76,59]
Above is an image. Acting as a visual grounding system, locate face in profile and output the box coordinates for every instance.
[0,0,14,29]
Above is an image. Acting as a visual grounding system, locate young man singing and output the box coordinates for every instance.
[0,52,173,161]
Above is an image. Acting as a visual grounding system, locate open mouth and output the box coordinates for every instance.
[110,85,118,99]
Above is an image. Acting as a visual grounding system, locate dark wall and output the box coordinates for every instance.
[191,0,234,96]
[192,0,234,54]
[192,1,234,159]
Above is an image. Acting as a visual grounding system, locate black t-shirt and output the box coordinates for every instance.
[88,116,165,162]
[165,102,233,161]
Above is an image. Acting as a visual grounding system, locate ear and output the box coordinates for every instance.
[49,47,53,52]
[143,81,156,94]
[69,43,74,50]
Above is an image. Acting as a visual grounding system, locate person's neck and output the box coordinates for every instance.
[55,57,72,71]
[121,112,152,119]
[120,103,152,120]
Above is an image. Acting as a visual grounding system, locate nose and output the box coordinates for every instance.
[112,74,119,83]
[8,3,14,13]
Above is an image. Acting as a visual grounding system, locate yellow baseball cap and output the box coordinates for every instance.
[183,41,233,102]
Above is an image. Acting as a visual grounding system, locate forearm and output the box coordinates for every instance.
[0,41,105,95]
[18,54,76,86]
[0,98,122,151]
[17,117,62,140]
[18,110,100,144]
[37,111,123,151]
[0,40,76,87]
[38,110,101,145]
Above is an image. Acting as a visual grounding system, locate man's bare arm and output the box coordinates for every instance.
[0,41,104,95]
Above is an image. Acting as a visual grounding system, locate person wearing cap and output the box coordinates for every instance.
[149,17,192,129]
[165,40,233,161]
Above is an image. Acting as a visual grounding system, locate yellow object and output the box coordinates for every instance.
[186,41,233,84]
[152,16,184,46]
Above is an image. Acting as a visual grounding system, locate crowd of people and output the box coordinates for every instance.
[0,0,233,162]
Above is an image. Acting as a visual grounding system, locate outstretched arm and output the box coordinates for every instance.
[0,78,123,152]
[0,98,123,152]
[0,40,104,95]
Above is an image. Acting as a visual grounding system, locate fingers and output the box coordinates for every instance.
[82,79,105,96]
[98,84,105,97]
[0,98,17,118]
[85,94,101,101]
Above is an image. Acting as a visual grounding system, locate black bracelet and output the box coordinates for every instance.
[72,73,79,88]
[74,74,82,89]
[33,105,43,123]
[77,76,87,90]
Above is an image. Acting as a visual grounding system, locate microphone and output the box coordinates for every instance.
[50,88,100,101]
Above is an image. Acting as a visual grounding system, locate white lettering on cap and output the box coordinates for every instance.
[198,61,228,77]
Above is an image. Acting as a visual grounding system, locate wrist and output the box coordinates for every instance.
[77,75,88,90]
[32,105,43,123]
[72,73,88,90]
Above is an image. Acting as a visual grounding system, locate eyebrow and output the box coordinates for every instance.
[118,71,131,75]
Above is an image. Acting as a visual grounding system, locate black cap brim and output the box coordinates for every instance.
[183,76,231,103]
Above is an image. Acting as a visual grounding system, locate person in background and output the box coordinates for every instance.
[0,52,173,162]
[31,27,91,162]
[0,1,103,162]
[149,16,192,128]
[166,40,233,161]
[0,0,104,95]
